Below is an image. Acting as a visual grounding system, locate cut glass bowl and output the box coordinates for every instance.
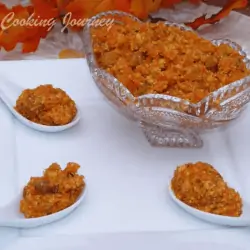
[82,11,250,148]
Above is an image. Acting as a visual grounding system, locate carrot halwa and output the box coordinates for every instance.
[20,162,85,218]
[15,84,77,126]
[92,21,250,103]
[171,162,242,217]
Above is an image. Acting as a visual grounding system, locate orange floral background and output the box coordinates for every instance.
[0,0,247,53]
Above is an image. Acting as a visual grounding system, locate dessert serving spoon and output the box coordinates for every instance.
[169,185,250,227]
[0,77,80,132]
[0,185,86,228]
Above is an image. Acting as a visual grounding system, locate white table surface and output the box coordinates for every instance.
[0,59,249,248]
[3,229,250,250]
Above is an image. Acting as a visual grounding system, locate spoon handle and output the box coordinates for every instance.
[0,218,29,228]
[0,77,23,107]
[0,211,19,228]
[0,220,16,228]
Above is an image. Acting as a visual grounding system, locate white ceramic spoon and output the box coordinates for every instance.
[0,185,87,228]
[169,185,250,227]
[0,77,80,132]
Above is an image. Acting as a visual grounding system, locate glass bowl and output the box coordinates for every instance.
[82,11,250,148]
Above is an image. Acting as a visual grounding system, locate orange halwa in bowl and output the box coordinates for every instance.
[83,11,250,148]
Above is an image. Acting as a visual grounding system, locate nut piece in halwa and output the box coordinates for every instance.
[91,21,250,103]
[20,162,85,218]
[15,84,77,126]
[171,162,242,217]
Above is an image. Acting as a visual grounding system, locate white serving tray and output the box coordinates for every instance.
[0,59,249,240]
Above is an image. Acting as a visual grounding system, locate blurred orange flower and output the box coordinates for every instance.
[0,0,247,53]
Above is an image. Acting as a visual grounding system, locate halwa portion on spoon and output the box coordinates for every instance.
[15,84,77,126]
[20,162,85,218]
[171,162,242,217]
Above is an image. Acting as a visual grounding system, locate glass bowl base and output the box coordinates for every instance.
[140,121,203,148]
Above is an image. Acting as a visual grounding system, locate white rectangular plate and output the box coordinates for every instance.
[0,59,249,237]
